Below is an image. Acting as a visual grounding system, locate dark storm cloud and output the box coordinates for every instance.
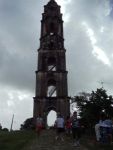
[110,0,113,18]
[0,0,43,91]
[0,0,49,129]
[64,0,113,95]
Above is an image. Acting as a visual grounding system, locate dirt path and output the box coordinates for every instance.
[22,130,89,150]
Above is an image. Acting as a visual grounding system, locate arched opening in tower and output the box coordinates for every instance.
[47,79,57,97]
[47,85,57,97]
[47,110,57,127]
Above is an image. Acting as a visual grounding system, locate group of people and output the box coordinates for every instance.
[55,111,81,146]
[95,113,113,144]
[35,112,113,146]
[36,111,81,147]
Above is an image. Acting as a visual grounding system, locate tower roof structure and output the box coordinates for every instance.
[46,0,59,7]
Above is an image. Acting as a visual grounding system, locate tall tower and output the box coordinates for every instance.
[33,0,70,122]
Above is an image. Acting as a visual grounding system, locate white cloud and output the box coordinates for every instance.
[82,22,97,45]
[92,46,111,66]
[100,26,105,33]
[82,21,111,66]
[7,100,14,107]
[56,0,71,22]
[0,85,33,130]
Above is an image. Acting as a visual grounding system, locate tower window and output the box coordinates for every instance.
[48,65,56,71]
[47,57,56,71]
[47,79,57,97]
[47,85,57,97]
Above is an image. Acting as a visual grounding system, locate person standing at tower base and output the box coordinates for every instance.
[36,114,43,137]
[71,111,81,147]
[55,113,65,141]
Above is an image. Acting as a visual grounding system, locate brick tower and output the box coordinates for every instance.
[33,0,70,124]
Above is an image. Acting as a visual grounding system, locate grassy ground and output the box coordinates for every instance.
[0,130,113,150]
[22,130,113,150]
[0,130,35,150]
[81,135,113,150]
[22,130,89,150]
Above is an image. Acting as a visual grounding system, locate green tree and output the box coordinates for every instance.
[0,123,2,130]
[72,88,113,127]
[20,118,35,130]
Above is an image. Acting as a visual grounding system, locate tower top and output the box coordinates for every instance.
[47,0,58,6]
[49,0,56,2]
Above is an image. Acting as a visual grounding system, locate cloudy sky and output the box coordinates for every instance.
[0,0,113,129]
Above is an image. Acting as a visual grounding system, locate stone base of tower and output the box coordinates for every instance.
[33,96,70,121]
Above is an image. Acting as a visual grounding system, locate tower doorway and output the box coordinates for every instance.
[47,110,57,127]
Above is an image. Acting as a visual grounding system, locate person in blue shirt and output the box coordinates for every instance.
[104,116,113,144]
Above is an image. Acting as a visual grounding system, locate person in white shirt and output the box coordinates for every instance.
[95,123,101,141]
[55,113,65,141]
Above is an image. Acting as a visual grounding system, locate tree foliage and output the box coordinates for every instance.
[0,123,2,130]
[72,88,113,127]
[20,118,35,130]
